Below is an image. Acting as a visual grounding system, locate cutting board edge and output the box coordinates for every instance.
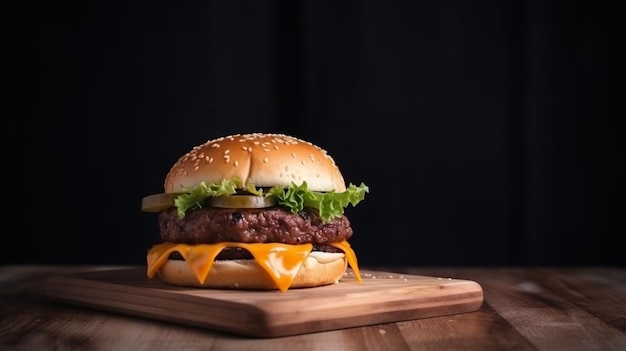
[44,274,269,328]
[250,290,485,338]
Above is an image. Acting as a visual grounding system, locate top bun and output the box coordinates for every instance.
[164,133,347,193]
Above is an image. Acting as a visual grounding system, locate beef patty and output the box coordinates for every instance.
[158,206,353,245]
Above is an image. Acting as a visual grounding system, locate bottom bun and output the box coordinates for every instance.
[156,251,348,290]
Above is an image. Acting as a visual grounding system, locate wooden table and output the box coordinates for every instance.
[1,265,624,350]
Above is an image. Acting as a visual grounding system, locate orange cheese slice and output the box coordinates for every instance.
[146,240,362,292]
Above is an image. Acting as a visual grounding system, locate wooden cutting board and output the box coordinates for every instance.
[44,267,483,338]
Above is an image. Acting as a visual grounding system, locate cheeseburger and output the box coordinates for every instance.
[141,133,368,291]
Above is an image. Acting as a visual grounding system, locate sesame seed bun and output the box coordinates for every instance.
[164,133,347,193]
[156,251,348,290]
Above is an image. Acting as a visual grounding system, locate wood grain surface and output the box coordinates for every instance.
[43,268,483,338]
[1,265,625,350]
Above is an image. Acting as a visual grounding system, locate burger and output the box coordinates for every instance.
[141,133,368,292]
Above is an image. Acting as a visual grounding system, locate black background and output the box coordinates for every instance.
[4,1,622,267]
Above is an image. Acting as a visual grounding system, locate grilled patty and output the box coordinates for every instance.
[158,206,353,245]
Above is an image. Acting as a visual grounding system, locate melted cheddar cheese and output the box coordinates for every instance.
[146,240,362,292]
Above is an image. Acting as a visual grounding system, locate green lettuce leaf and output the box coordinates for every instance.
[174,179,242,218]
[268,182,369,223]
[174,178,369,222]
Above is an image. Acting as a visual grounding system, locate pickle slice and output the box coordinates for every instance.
[141,193,277,212]
[141,193,180,212]
[208,195,276,209]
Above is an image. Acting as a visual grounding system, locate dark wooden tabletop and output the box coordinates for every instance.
[1,265,624,350]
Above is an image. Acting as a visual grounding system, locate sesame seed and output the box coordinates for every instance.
[263,148,270,152]
[263,157,269,163]
[224,149,230,155]
[211,143,220,148]
[194,166,199,171]
[291,153,296,158]
[301,160,306,165]
[234,160,239,167]
[208,157,213,163]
